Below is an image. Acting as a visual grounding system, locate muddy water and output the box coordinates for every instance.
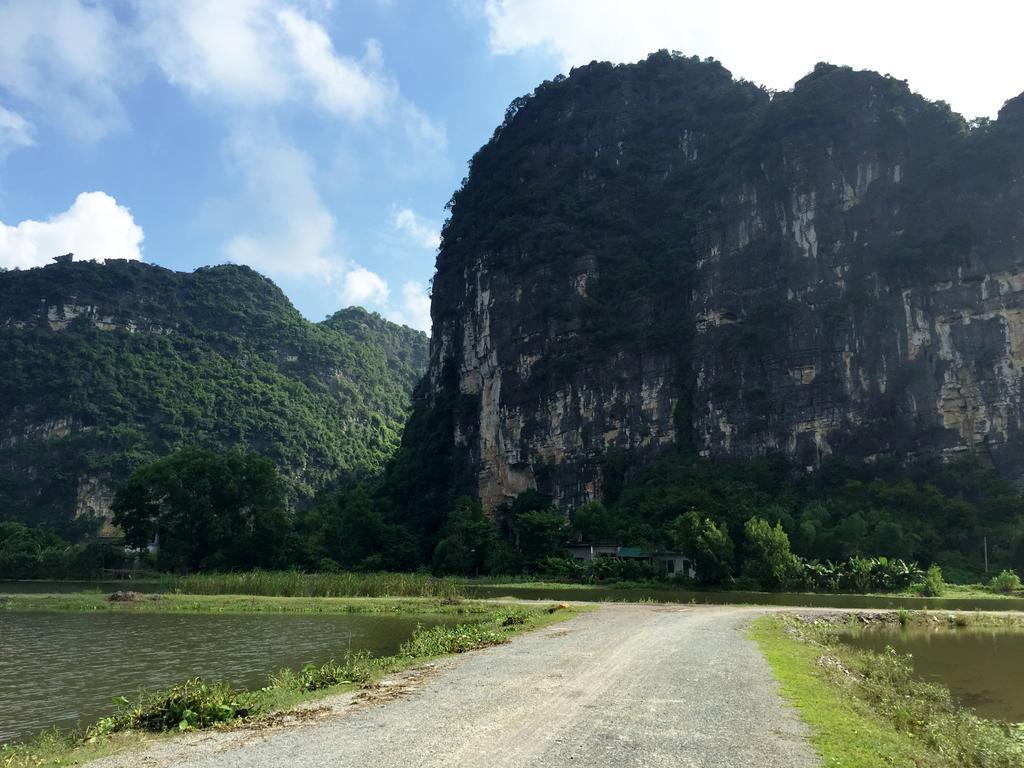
[839,626,1024,722]
[0,611,449,745]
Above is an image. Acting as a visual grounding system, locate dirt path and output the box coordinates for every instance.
[89,605,819,768]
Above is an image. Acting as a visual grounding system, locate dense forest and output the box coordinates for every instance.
[0,259,428,534]
[8,443,1018,589]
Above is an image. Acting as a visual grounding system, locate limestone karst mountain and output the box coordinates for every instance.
[410,52,1024,516]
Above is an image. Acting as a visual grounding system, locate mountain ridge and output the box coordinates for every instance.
[0,258,428,533]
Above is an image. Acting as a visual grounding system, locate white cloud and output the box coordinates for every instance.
[0,105,34,157]
[342,266,390,306]
[483,0,1024,118]
[398,280,432,332]
[277,9,395,121]
[0,0,445,152]
[0,192,143,270]
[136,0,292,105]
[392,207,441,250]
[218,127,394,318]
[222,127,339,279]
[0,0,127,139]
[135,1,437,136]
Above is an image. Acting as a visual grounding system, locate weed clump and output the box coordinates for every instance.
[496,608,530,626]
[297,653,375,691]
[401,621,508,657]
[93,679,246,734]
[853,646,1020,766]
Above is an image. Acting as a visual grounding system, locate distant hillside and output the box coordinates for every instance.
[0,259,428,533]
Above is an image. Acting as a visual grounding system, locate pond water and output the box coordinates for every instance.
[839,626,1024,722]
[466,584,1024,612]
[0,611,449,745]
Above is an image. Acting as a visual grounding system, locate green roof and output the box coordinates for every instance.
[617,547,645,558]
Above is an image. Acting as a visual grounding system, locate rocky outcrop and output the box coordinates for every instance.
[418,53,1024,513]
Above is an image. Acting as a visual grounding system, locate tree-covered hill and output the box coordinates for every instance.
[0,258,428,533]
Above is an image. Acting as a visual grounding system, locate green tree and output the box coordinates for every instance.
[299,482,419,572]
[514,506,568,569]
[668,510,734,585]
[112,447,289,572]
[571,501,618,541]
[432,497,497,575]
[741,516,798,591]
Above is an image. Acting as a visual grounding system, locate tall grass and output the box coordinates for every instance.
[161,571,463,599]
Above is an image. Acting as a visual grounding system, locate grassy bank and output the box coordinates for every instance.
[0,592,498,616]
[161,571,463,599]
[0,601,580,768]
[751,615,1024,767]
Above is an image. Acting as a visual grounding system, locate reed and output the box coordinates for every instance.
[161,570,463,599]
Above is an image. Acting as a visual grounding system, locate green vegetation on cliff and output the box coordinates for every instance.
[0,259,428,533]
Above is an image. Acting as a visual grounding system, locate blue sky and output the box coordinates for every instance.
[1,1,1021,331]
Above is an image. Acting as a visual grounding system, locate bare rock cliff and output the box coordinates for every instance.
[417,53,1024,513]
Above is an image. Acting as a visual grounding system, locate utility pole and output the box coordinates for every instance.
[984,536,989,574]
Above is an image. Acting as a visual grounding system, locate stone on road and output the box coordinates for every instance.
[89,605,819,768]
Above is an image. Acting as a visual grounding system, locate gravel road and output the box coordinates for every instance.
[89,604,819,768]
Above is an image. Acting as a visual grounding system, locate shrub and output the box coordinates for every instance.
[297,653,375,691]
[989,569,1022,594]
[919,564,946,597]
[95,678,246,734]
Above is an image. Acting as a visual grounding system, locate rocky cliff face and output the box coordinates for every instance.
[419,53,1024,514]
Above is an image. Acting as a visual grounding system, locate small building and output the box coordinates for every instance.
[566,542,696,579]
[566,541,622,561]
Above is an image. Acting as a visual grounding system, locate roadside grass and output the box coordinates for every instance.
[751,616,1024,768]
[0,602,581,768]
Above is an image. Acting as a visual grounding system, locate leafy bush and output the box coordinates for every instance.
[989,569,1022,594]
[919,564,946,597]
[537,556,663,583]
[297,653,375,691]
[95,678,246,734]
[0,521,128,579]
[797,557,924,594]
